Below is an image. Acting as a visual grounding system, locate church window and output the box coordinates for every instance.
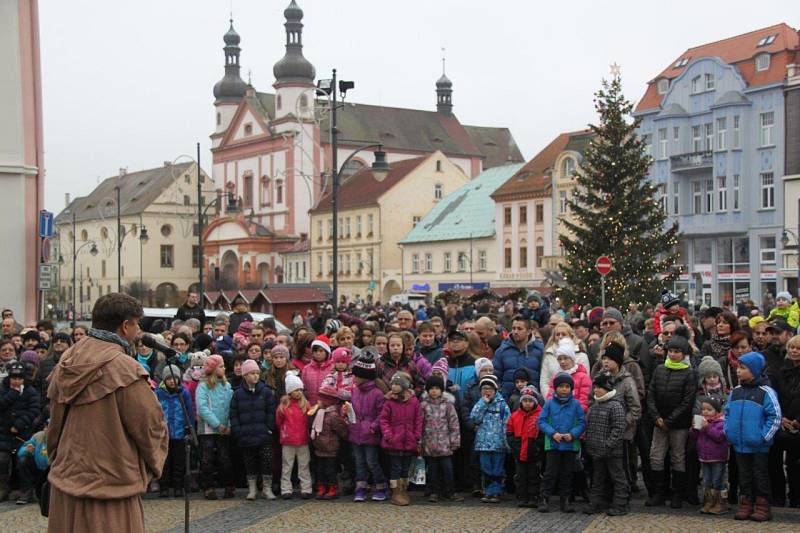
[216,112,221,125]
[300,94,308,109]
[277,95,282,110]
[276,180,284,204]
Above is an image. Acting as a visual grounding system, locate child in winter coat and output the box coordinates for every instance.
[430,357,464,416]
[195,355,235,500]
[469,374,511,503]
[379,372,422,506]
[645,335,697,509]
[301,339,332,406]
[538,372,585,513]
[692,396,729,515]
[0,361,40,502]
[320,347,355,401]
[508,367,544,412]
[276,373,312,498]
[421,375,461,503]
[156,364,195,498]
[230,359,277,501]
[308,384,349,499]
[15,420,48,505]
[583,373,629,516]
[182,351,208,416]
[724,352,781,522]
[348,352,388,502]
[546,339,591,412]
[506,385,542,508]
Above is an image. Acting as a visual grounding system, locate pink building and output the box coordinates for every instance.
[0,0,44,322]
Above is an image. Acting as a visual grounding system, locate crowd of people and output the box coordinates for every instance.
[1,287,800,522]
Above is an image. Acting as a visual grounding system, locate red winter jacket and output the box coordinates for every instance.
[301,358,333,406]
[276,399,309,446]
[379,390,422,453]
[654,306,687,335]
[506,406,541,461]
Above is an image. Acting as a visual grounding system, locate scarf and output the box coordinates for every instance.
[311,405,338,439]
[665,357,690,370]
[563,364,578,375]
[88,328,132,355]
[727,350,739,369]
[594,388,617,402]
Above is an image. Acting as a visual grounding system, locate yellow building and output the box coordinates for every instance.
[53,162,215,315]
[309,151,469,302]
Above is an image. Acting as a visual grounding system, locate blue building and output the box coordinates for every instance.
[635,24,800,307]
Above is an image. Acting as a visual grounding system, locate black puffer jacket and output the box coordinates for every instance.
[229,381,276,448]
[646,363,696,429]
[0,378,41,452]
[777,360,800,422]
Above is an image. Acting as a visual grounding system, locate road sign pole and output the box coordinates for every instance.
[601,275,606,308]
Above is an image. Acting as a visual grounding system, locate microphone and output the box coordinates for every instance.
[140,334,177,358]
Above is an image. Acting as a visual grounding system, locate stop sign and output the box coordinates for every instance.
[595,255,612,276]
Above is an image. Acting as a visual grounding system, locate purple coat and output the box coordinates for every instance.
[379,390,423,453]
[349,380,385,446]
[692,416,729,463]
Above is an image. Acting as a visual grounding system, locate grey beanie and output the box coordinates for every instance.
[162,364,182,383]
[603,307,624,324]
[697,356,725,388]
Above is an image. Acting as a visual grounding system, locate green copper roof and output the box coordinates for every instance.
[400,163,524,244]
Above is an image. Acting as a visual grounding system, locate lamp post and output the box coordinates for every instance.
[71,211,98,328]
[116,182,122,292]
[139,214,149,303]
[198,190,239,297]
[317,69,389,308]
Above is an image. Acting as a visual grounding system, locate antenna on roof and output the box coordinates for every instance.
[441,47,446,75]
[247,69,252,85]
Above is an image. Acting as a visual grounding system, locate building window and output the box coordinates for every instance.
[658,184,667,213]
[704,73,715,91]
[657,78,669,94]
[355,215,362,237]
[355,252,362,274]
[478,250,486,271]
[367,249,374,273]
[672,182,680,215]
[559,191,567,214]
[345,217,351,238]
[674,57,689,68]
[192,245,200,268]
[216,112,221,126]
[563,157,575,177]
[317,254,323,277]
[412,216,421,228]
[275,179,284,204]
[643,134,652,157]
[757,34,777,46]
[338,218,343,239]
[692,126,702,152]
[732,116,741,149]
[693,181,702,214]
[705,179,714,213]
[327,254,333,275]
[367,214,374,236]
[691,76,701,94]
[504,247,512,269]
[503,207,512,225]
[717,237,749,304]
[760,236,776,264]
[717,176,727,212]
[536,242,544,268]
[183,194,191,206]
[299,94,308,109]
[444,252,451,272]
[733,175,740,211]
[424,253,432,273]
[658,128,668,159]
[327,219,333,240]
[160,245,174,268]
[434,183,443,200]
[161,224,172,237]
[535,204,544,223]
[345,254,351,274]
[755,53,770,72]
[673,126,680,149]
[435,160,443,172]
[704,123,713,152]
[760,112,774,146]
[457,252,467,272]
[243,173,253,207]
[411,254,419,274]
[716,117,726,150]
[317,220,323,241]
[761,172,774,208]
[519,205,527,224]
[519,246,528,269]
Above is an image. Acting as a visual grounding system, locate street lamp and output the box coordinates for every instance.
[139,216,149,303]
[198,190,239,299]
[318,68,390,307]
[70,210,98,328]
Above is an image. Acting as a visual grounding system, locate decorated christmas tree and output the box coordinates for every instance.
[557,72,680,308]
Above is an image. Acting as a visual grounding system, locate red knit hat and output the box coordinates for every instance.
[203,354,224,375]
[332,347,352,365]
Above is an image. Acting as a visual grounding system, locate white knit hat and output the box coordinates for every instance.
[285,373,304,394]
[554,338,577,361]
[474,357,493,375]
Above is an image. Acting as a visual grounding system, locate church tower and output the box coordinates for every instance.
[272,0,316,121]
[436,56,453,115]
[212,19,247,138]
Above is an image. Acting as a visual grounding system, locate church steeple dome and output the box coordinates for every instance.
[436,56,453,115]
[213,19,247,103]
[272,0,315,86]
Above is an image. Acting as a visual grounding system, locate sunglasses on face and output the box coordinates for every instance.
[600,320,618,327]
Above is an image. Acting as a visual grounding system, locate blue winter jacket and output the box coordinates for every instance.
[196,380,233,435]
[538,392,585,452]
[230,381,276,448]
[156,383,195,440]
[469,392,510,452]
[493,337,544,398]
[17,430,48,471]
[724,376,781,454]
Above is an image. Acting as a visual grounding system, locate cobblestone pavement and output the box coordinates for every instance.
[2,492,800,532]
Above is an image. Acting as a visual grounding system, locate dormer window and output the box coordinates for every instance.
[673,57,689,68]
[563,157,575,178]
[757,34,777,47]
[756,53,770,72]
[657,78,669,95]
[704,73,715,91]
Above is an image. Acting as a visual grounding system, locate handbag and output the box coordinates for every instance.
[39,404,70,518]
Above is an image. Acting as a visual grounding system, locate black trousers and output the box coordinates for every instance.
[515,456,541,502]
[199,434,233,489]
[161,439,187,490]
[768,443,786,505]
[427,456,455,497]
[737,452,771,501]
[542,450,575,498]
[591,456,629,508]
[453,428,478,492]
[316,456,338,485]
[242,445,273,479]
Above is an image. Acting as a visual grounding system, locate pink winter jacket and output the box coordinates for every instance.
[546,364,592,412]
[301,358,333,406]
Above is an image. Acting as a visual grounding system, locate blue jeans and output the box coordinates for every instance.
[701,462,726,490]
[479,451,505,497]
[352,444,386,487]
[389,453,413,481]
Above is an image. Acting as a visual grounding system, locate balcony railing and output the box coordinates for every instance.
[669,151,713,172]
[541,255,565,271]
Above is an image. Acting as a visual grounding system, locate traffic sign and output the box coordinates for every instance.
[41,237,51,263]
[38,264,53,290]
[595,256,613,276]
[39,210,54,238]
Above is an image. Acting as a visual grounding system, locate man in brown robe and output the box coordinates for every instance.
[47,293,168,533]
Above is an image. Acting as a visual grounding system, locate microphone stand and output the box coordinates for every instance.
[165,359,198,533]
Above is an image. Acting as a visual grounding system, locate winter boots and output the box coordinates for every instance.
[246,476,257,501]
[262,477,277,500]
[704,489,729,515]
[315,483,327,500]
[645,473,666,507]
[669,472,685,509]
[735,495,754,520]
[750,497,772,522]
[323,484,339,500]
[390,479,410,506]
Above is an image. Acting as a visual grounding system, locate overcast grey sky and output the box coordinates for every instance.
[39,0,796,213]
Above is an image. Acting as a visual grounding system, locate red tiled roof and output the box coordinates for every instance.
[285,239,310,253]
[310,156,428,213]
[637,23,800,112]
[263,287,327,304]
[490,133,572,199]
